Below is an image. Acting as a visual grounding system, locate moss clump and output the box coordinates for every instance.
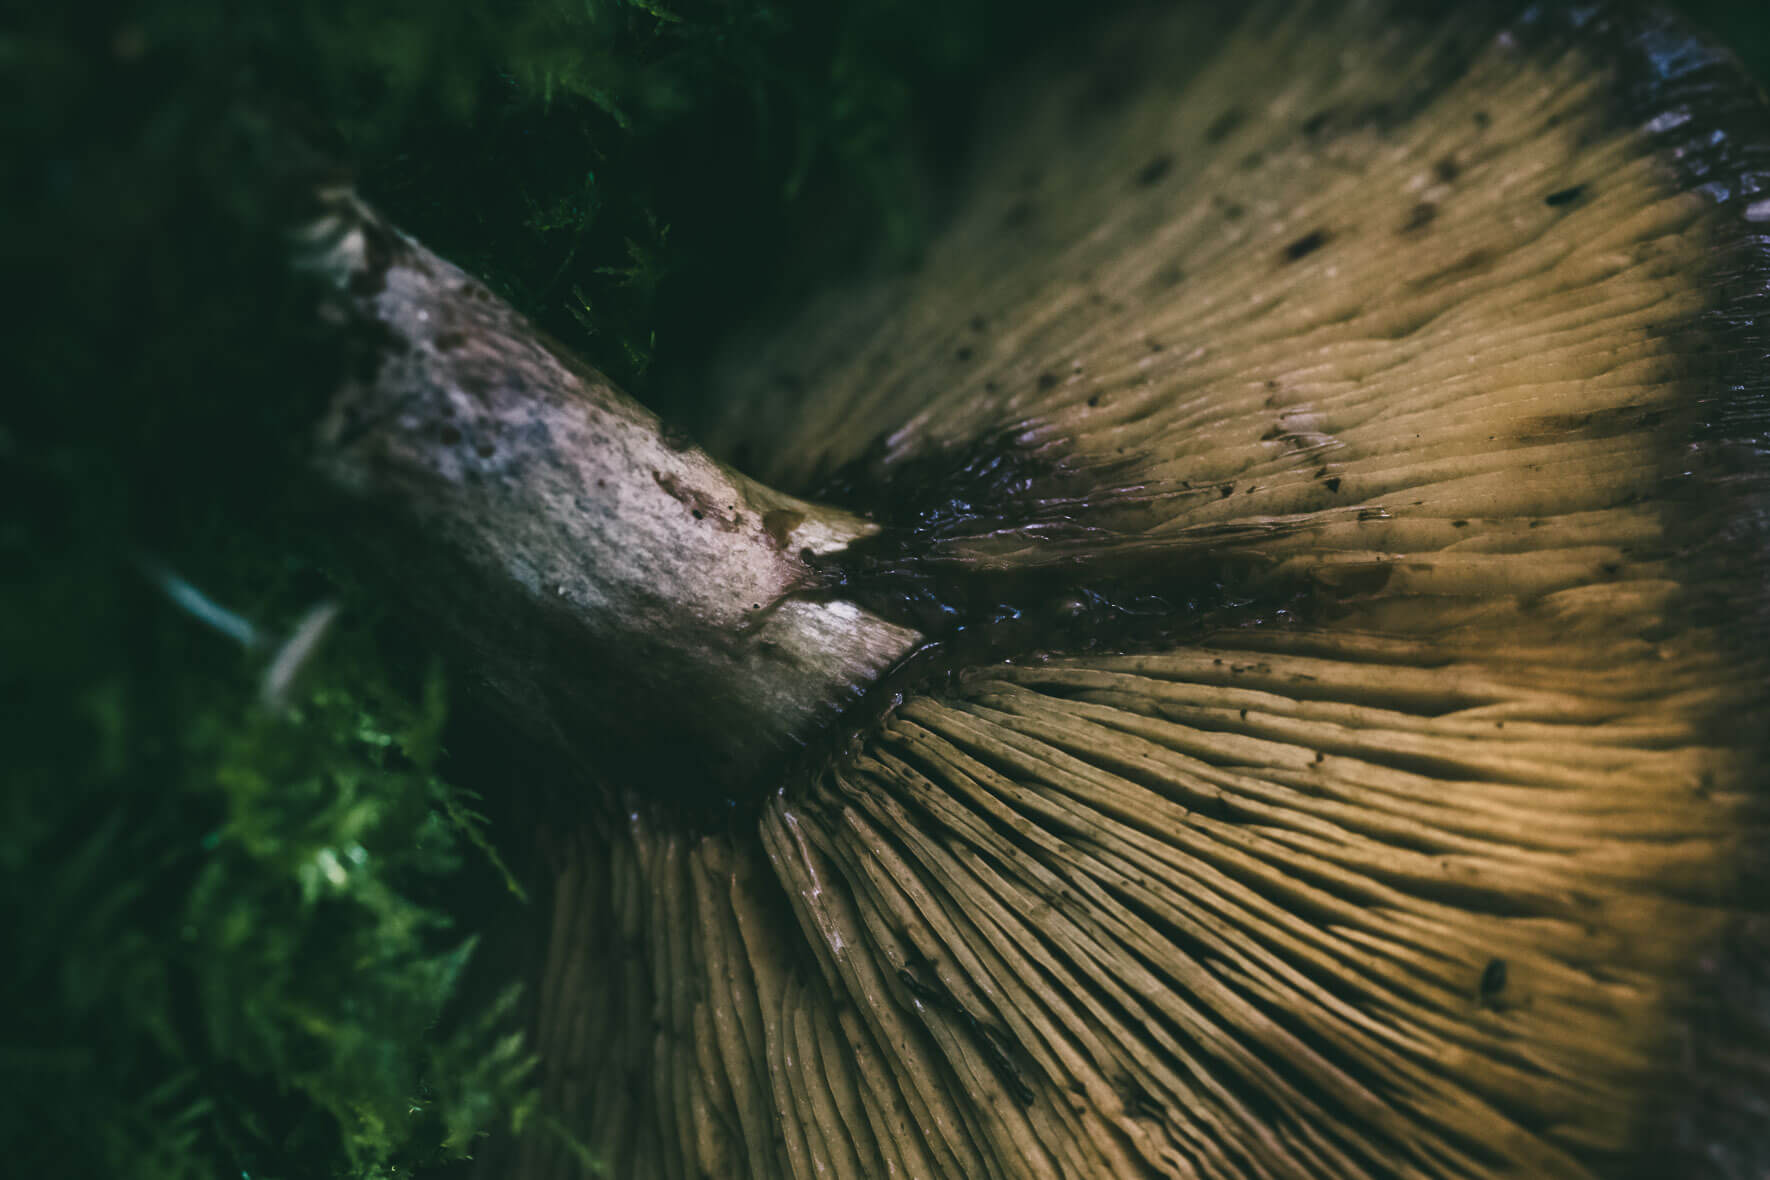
[4,608,535,1177]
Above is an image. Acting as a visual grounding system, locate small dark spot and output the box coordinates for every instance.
[1205,108,1245,143]
[955,346,974,362]
[433,330,466,352]
[1401,201,1438,233]
[1220,484,1235,498]
[1479,958,1508,1004]
[475,441,495,458]
[1239,709,1248,720]
[897,966,945,1007]
[439,425,462,446]
[984,380,1000,393]
[1151,262,1185,288]
[1147,339,1165,352]
[691,509,704,520]
[1283,229,1329,262]
[1260,424,1284,441]
[1037,372,1060,391]
[1324,476,1342,492]
[1313,751,1325,764]
[1452,519,1469,528]
[1473,109,1492,129]
[1239,151,1265,172]
[969,315,987,332]
[1135,154,1174,186]
[1434,156,1460,183]
[1302,108,1337,137]
[1118,1076,1163,1121]
[1544,184,1587,207]
[1087,394,1101,407]
[1003,199,1035,228]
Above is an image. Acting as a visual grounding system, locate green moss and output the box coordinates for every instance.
[3,560,539,1176]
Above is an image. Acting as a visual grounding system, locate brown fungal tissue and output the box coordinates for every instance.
[311,3,1770,1179]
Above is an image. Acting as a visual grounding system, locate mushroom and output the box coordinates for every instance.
[308,2,1770,1178]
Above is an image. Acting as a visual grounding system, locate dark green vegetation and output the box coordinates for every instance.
[6,1,1770,1177]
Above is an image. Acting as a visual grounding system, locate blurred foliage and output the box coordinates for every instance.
[5,0,1770,1177]
[1,543,541,1176]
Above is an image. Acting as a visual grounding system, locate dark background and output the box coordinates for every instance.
[4,2,1768,1176]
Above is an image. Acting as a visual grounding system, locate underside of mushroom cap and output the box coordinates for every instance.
[517,4,1770,1178]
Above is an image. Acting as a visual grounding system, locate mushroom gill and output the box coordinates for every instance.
[498,2,1770,1178]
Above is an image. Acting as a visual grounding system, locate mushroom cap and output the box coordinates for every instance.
[522,4,1770,1178]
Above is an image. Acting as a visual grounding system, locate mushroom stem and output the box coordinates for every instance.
[298,190,921,793]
